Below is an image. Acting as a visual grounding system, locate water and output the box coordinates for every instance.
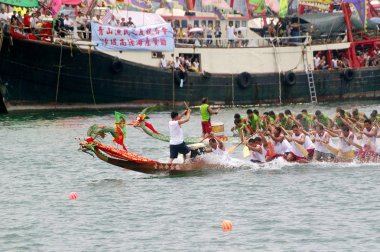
[1,101,380,251]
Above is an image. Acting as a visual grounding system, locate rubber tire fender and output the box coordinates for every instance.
[111,60,123,74]
[237,72,252,89]
[342,68,354,81]
[282,71,296,86]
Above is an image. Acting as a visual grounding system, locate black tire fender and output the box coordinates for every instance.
[237,72,252,89]
[282,71,296,86]
[111,60,123,74]
[342,68,354,81]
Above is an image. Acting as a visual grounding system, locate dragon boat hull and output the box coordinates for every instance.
[83,140,223,175]
[1,36,380,112]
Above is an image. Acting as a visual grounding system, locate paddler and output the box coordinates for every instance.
[267,126,292,160]
[231,118,252,142]
[336,126,359,162]
[246,109,260,133]
[168,108,191,164]
[285,125,314,162]
[312,125,335,162]
[246,133,268,163]
[314,110,332,128]
[200,97,220,138]
[277,112,291,130]
[206,138,229,159]
[301,109,315,130]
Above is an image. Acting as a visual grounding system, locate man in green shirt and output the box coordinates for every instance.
[200,97,220,138]
[246,109,260,133]
[315,110,332,128]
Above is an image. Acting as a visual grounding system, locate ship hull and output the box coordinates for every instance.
[0,37,379,112]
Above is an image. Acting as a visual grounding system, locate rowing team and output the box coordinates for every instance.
[227,107,380,163]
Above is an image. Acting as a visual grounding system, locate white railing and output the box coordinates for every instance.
[175,35,312,48]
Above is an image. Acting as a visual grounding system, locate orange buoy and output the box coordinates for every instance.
[221,220,233,232]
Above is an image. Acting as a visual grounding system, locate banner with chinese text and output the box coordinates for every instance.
[91,22,174,51]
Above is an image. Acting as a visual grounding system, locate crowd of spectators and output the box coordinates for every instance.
[160,54,200,73]
[314,48,380,70]
[173,21,248,48]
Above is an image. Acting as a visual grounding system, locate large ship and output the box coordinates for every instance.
[0,1,379,113]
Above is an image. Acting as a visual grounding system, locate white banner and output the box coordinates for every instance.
[91,22,174,52]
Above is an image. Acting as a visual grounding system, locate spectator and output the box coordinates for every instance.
[10,11,18,26]
[206,23,213,46]
[313,53,320,70]
[108,15,117,26]
[92,14,102,24]
[214,21,221,47]
[318,56,328,70]
[191,58,200,72]
[160,55,167,69]
[126,17,135,27]
[268,20,275,37]
[76,11,87,38]
[0,8,8,27]
[64,14,74,31]
[174,57,180,69]
[226,21,235,48]
[120,17,127,26]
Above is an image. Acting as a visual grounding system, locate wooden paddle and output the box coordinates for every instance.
[280,126,309,158]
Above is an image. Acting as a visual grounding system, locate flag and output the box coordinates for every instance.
[279,0,288,18]
[344,0,367,29]
[248,0,266,14]
[114,111,127,151]
[51,0,62,17]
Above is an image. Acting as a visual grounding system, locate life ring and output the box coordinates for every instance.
[174,70,188,87]
[282,71,296,86]
[111,60,123,74]
[237,72,252,89]
[342,68,354,81]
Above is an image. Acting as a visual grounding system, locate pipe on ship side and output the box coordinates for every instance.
[0,90,7,114]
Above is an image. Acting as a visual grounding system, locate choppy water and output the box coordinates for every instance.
[1,101,380,251]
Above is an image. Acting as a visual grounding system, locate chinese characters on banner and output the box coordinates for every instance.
[91,22,174,52]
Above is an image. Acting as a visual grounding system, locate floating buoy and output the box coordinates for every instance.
[69,192,78,200]
[221,220,233,232]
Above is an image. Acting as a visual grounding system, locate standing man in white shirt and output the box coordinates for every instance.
[226,22,235,48]
[168,108,191,164]
[0,8,8,27]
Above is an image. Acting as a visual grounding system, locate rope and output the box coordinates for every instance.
[271,40,282,105]
[54,42,63,110]
[88,46,99,112]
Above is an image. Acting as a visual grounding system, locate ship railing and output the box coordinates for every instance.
[175,35,312,48]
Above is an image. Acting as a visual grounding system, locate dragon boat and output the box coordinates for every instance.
[80,124,225,175]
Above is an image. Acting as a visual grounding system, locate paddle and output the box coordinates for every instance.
[280,126,309,158]
[227,142,243,154]
[241,130,251,158]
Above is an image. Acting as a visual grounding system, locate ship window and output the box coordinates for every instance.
[174,20,180,28]
[242,21,247,27]
[208,20,213,27]
[152,52,163,58]
[235,21,240,28]
[194,20,199,27]
[181,20,187,28]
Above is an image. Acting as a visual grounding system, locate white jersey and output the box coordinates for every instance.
[304,135,315,150]
[314,131,334,153]
[338,132,356,153]
[250,144,267,163]
[169,121,183,145]
[212,146,226,156]
[291,133,306,157]
[363,127,377,147]
[271,134,292,155]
